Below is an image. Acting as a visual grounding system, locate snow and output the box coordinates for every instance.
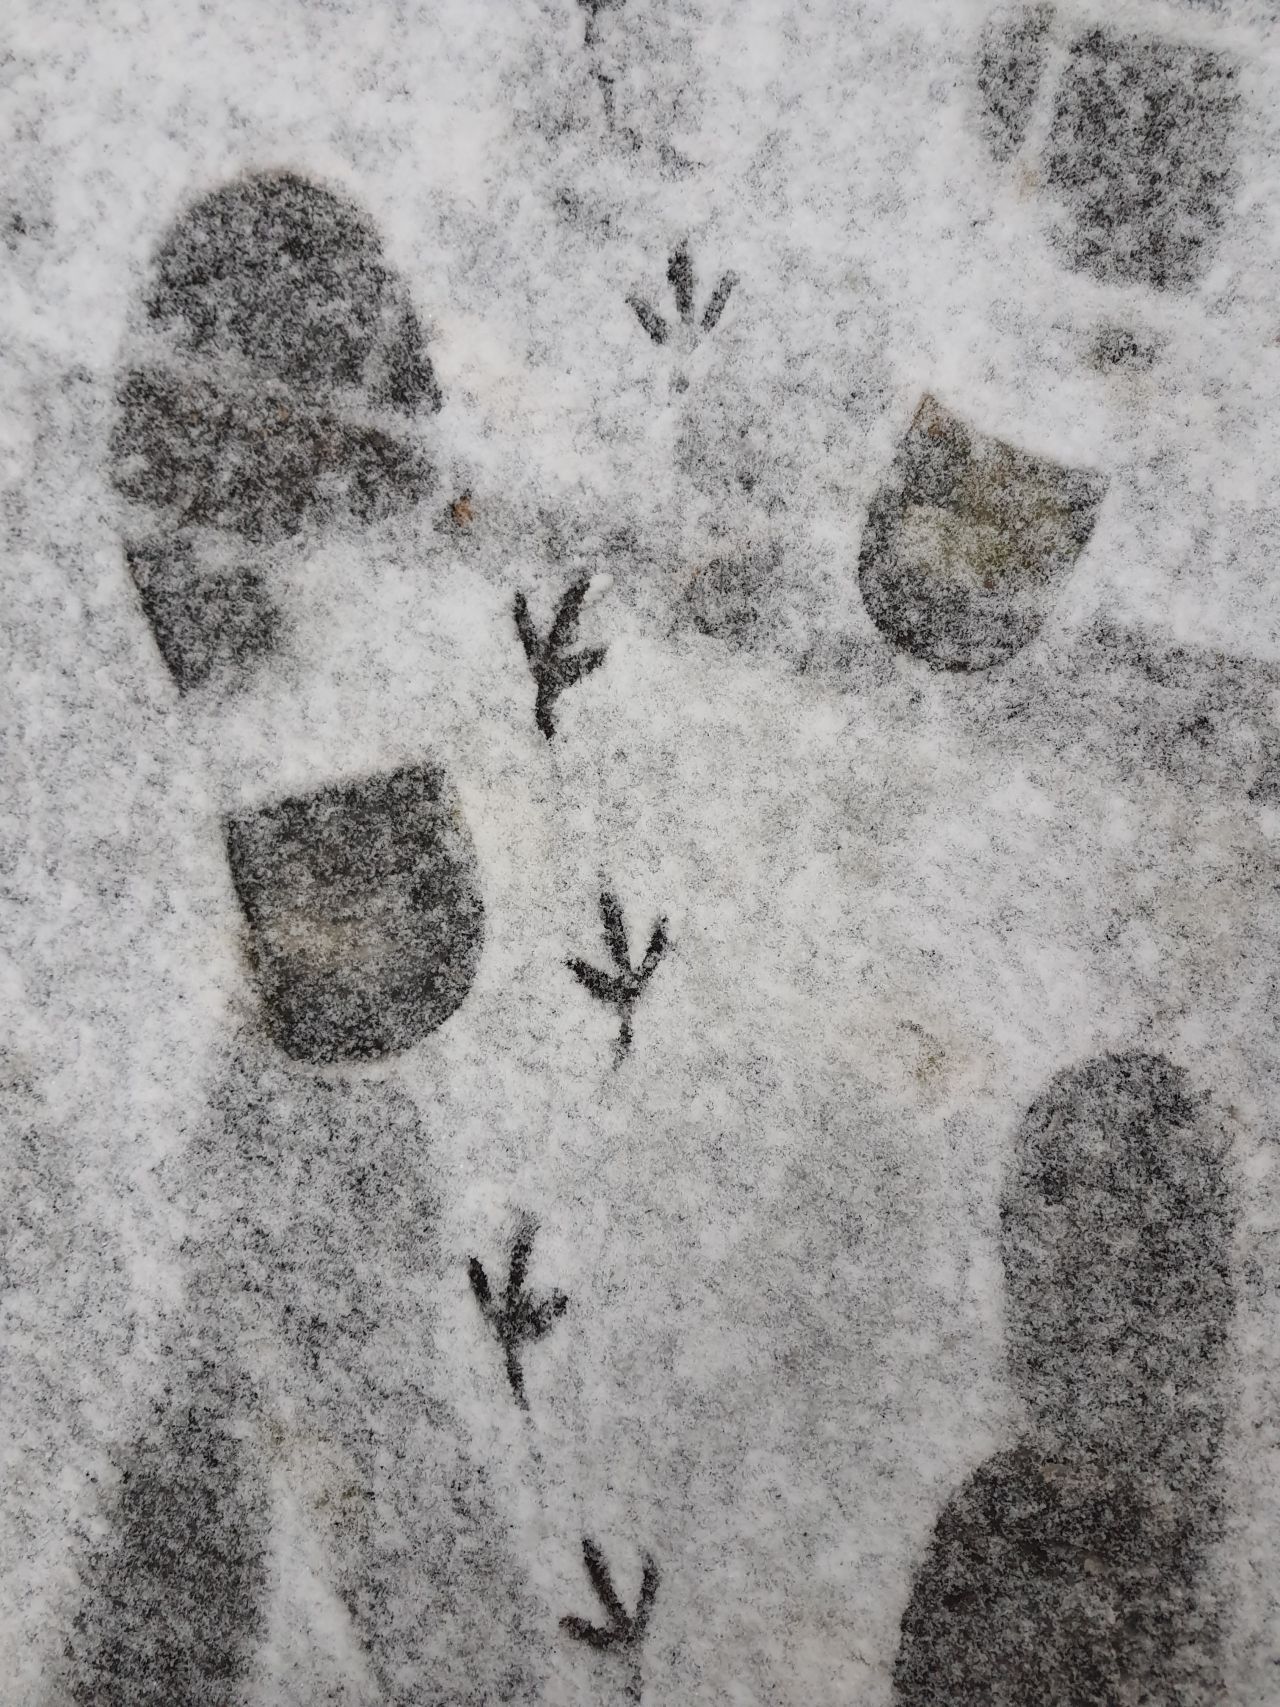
[3,0,1280,1701]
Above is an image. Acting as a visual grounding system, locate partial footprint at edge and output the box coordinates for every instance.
[893,1051,1235,1704]
[109,169,441,692]
[976,8,1241,295]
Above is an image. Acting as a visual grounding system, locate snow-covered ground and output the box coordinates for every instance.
[3,1,1280,1701]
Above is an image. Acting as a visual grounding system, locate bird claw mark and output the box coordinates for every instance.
[561,1536,659,1702]
[628,240,738,351]
[513,575,607,740]
[576,1,696,176]
[626,295,670,346]
[568,891,668,1065]
[468,1213,568,1413]
[578,0,625,51]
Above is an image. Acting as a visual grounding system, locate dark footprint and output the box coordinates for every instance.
[628,239,737,389]
[894,1051,1235,1704]
[1044,29,1240,291]
[567,890,669,1064]
[1086,323,1163,374]
[225,762,484,1063]
[65,1377,268,1707]
[513,574,608,740]
[894,1443,1217,1705]
[560,1536,660,1705]
[857,395,1106,672]
[205,1044,443,1379]
[196,1046,543,1706]
[628,239,737,349]
[976,3,1054,163]
[124,537,280,692]
[1000,1051,1233,1479]
[682,543,785,655]
[111,169,440,690]
[469,1212,569,1413]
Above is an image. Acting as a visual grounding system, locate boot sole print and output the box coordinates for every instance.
[894,1051,1235,1704]
[109,169,440,692]
[65,169,513,1705]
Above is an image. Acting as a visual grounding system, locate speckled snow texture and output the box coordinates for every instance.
[3,1,1280,1703]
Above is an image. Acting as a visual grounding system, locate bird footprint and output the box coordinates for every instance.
[561,1535,660,1704]
[568,891,669,1065]
[628,240,737,353]
[468,1213,568,1413]
[513,575,608,740]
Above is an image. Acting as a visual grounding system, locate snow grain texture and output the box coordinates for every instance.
[2,0,1280,1703]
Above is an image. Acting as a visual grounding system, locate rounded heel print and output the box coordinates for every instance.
[893,1051,1235,1703]
[976,4,1053,164]
[858,395,1106,672]
[110,169,440,691]
[225,762,485,1063]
